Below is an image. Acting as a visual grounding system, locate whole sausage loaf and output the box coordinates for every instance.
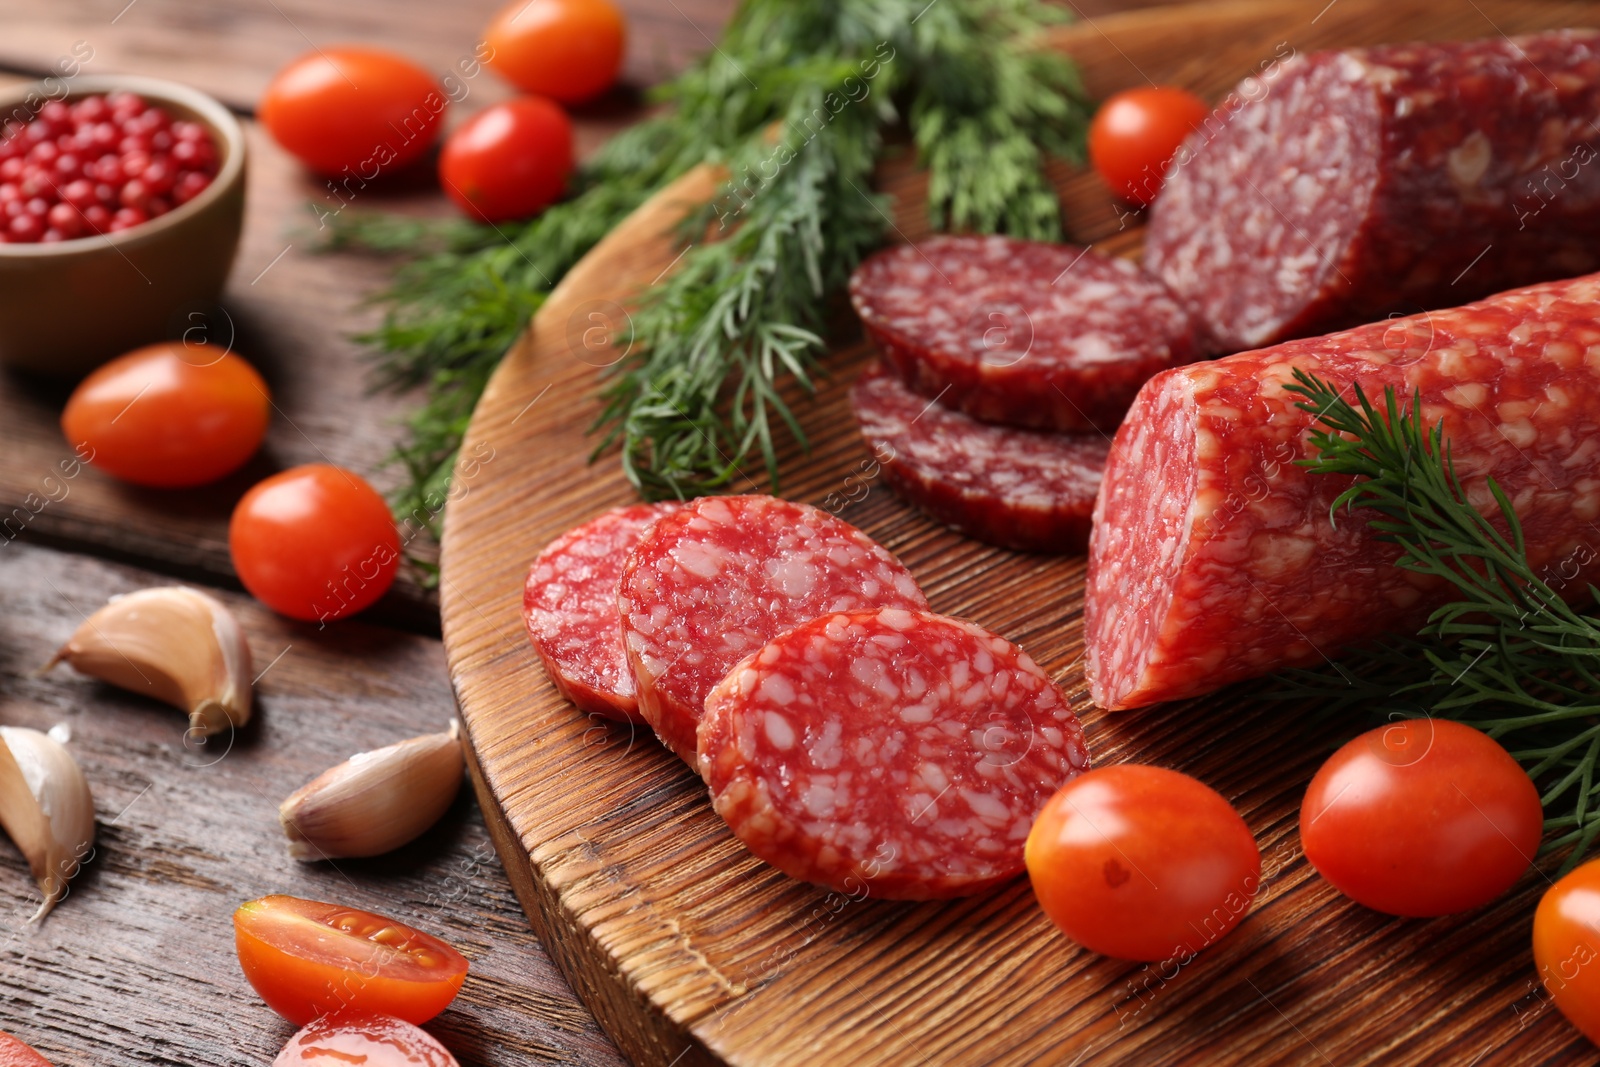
[1147,30,1600,352]
[1086,272,1600,711]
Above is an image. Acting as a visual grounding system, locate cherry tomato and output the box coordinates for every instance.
[235,896,468,1026]
[61,342,270,488]
[260,48,445,176]
[438,98,574,222]
[273,1013,458,1067]
[1025,765,1260,961]
[0,1034,52,1067]
[1088,86,1209,207]
[229,464,400,622]
[1300,718,1541,917]
[484,0,626,104]
[1535,859,1600,1045]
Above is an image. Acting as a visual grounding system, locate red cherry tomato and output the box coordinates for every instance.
[1300,718,1541,917]
[484,0,627,104]
[228,464,399,622]
[1025,765,1260,961]
[0,1034,52,1066]
[274,1014,457,1067]
[1088,86,1209,207]
[1535,859,1600,1046]
[260,48,445,176]
[438,98,574,222]
[236,897,467,1027]
[61,342,270,488]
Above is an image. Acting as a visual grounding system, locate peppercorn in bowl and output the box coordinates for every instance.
[0,75,246,377]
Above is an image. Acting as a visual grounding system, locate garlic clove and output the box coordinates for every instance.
[279,722,464,861]
[46,586,253,738]
[0,727,96,922]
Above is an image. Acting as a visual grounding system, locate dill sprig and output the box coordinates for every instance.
[1283,370,1600,866]
[911,0,1083,237]
[320,0,1087,517]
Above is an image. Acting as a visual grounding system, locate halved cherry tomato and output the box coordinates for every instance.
[0,1033,52,1067]
[484,0,627,104]
[1025,765,1260,961]
[1535,859,1600,1046]
[1300,718,1541,917]
[438,98,574,222]
[1088,86,1209,207]
[274,1013,458,1067]
[260,48,445,176]
[235,896,468,1026]
[61,342,269,488]
[228,464,400,622]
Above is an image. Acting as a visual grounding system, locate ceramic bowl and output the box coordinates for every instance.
[0,74,247,378]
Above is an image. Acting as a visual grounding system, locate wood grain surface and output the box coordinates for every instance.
[0,111,453,632]
[0,0,732,115]
[0,541,627,1066]
[0,0,739,635]
[441,2,1600,1066]
[0,0,1176,114]
[0,0,736,1061]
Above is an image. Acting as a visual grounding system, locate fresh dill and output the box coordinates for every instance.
[320,0,1087,519]
[1283,370,1600,867]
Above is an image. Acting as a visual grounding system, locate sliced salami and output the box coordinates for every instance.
[849,235,1201,433]
[700,607,1089,899]
[523,502,681,722]
[1087,272,1600,711]
[1147,31,1600,352]
[850,362,1109,553]
[619,495,927,764]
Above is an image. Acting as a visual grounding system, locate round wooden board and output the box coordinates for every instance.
[440,2,1600,1065]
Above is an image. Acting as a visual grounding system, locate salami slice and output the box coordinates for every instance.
[523,502,681,722]
[850,362,1109,553]
[1147,31,1600,352]
[849,236,1201,433]
[619,495,927,763]
[1086,272,1600,711]
[700,607,1089,899]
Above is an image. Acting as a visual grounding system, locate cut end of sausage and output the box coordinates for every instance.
[700,607,1090,899]
[850,362,1110,553]
[1145,52,1381,352]
[1085,372,1200,711]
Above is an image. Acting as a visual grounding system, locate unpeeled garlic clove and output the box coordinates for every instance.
[46,586,253,738]
[0,727,96,922]
[280,722,464,861]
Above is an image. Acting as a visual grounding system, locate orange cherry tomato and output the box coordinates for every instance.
[1300,718,1541,917]
[0,1034,52,1067]
[1026,765,1260,961]
[274,1013,459,1066]
[260,48,445,176]
[1535,859,1600,1046]
[228,464,400,622]
[483,0,627,104]
[61,342,270,488]
[438,98,574,222]
[1088,86,1209,207]
[235,896,469,1027]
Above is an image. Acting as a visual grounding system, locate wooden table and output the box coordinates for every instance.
[0,1,1176,1064]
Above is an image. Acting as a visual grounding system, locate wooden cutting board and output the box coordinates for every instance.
[439,2,1600,1064]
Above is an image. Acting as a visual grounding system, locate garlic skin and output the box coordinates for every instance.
[0,727,96,922]
[47,586,253,737]
[280,722,464,861]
